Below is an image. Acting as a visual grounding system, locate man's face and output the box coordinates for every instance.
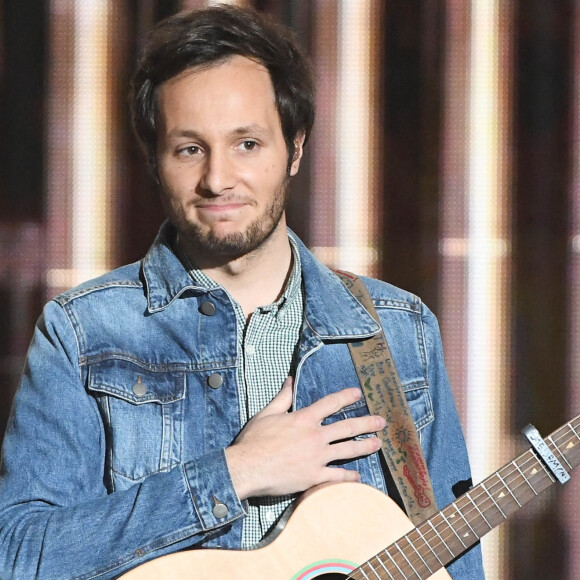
[156,55,303,260]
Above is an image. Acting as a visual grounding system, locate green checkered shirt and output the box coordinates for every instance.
[181,238,304,548]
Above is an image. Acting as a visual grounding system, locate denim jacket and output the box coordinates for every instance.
[0,223,484,579]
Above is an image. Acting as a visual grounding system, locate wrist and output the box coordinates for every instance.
[225,444,255,501]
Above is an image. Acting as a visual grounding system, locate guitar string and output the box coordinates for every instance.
[350,445,542,580]
[397,421,580,577]
[354,442,569,580]
[347,418,580,580]
[409,420,579,578]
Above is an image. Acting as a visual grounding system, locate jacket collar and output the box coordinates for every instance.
[142,222,207,313]
[290,233,380,340]
[142,222,380,339]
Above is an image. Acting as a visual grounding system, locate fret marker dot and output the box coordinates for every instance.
[464,533,470,538]
[567,441,575,449]
[531,468,538,475]
[498,492,505,498]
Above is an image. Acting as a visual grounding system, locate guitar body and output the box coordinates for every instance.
[120,482,451,579]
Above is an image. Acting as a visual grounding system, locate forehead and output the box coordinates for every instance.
[157,55,281,134]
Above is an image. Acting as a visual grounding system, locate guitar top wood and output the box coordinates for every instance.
[120,482,451,579]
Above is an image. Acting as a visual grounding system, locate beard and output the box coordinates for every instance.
[166,178,289,260]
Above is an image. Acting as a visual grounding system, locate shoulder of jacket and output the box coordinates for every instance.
[356,275,424,314]
[52,261,143,306]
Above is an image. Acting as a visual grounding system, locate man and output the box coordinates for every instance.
[0,5,484,579]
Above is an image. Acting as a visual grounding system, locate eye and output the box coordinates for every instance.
[178,145,202,157]
[239,140,258,152]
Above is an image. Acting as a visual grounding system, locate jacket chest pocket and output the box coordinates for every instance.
[88,358,185,488]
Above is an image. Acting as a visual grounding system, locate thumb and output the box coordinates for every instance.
[258,377,294,417]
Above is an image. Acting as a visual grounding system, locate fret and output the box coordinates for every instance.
[450,501,478,541]
[366,560,380,579]
[548,434,572,469]
[532,451,557,483]
[415,526,445,567]
[356,562,372,580]
[513,460,538,495]
[497,471,522,507]
[567,422,580,469]
[481,481,507,519]
[485,473,517,516]
[568,421,580,442]
[427,519,456,559]
[384,547,405,578]
[440,509,468,549]
[465,491,492,530]
[376,554,396,580]
[565,422,580,468]
[402,534,433,575]
[393,541,420,578]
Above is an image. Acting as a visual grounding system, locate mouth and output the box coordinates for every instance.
[196,202,248,212]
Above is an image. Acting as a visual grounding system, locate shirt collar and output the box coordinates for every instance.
[177,232,303,317]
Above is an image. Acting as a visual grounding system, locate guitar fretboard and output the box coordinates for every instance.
[348,415,580,580]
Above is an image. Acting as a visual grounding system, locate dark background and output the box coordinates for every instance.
[1,1,577,578]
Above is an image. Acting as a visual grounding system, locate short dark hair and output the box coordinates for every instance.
[130,4,315,171]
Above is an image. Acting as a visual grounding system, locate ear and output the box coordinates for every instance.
[289,131,306,177]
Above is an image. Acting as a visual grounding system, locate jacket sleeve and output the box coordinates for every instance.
[419,304,486,580]
[0,300,246,580]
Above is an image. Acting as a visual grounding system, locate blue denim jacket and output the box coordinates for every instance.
[0,223,484,579]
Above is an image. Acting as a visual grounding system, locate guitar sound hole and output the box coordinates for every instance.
[314,575,348,579]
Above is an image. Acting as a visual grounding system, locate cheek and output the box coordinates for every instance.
[159,166,196,198]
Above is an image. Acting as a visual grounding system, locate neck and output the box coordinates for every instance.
[180,221,293,319]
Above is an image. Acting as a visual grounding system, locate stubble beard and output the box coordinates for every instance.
[171,179,290,260]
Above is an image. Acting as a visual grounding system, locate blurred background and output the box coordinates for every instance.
[0,0,578,578]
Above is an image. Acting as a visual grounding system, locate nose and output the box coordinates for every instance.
[199,149,236,195]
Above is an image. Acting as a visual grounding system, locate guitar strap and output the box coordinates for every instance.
[335,270,438,525]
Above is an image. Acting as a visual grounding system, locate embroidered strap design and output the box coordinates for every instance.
[335,270,438,525]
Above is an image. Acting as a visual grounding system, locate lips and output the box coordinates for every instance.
[194,195,255,214]
[196,202,247,212]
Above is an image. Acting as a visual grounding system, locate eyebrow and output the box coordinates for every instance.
[166,124,271,141]
[231,124,271,137]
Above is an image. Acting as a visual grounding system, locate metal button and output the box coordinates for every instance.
[199,301,216,316]
[132,377,148,396]
[212,502,228,519]
[207,373,223,389]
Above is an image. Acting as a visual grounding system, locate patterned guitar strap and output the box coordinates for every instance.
[335,270,438,525]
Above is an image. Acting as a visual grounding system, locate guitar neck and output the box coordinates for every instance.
[350,414,580,580]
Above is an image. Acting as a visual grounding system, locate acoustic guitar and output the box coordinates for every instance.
[120,414,580,579]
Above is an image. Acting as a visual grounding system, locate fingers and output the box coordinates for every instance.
[321,466,363,484]
[227,382,386,498]
[303,387,363,421]
[256,377,294,417]
[324,414,386,443]
[327,435,383,463]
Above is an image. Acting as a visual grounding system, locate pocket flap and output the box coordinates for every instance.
[88,358,186,405]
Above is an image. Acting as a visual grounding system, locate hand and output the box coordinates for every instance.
[225,378,386,500]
